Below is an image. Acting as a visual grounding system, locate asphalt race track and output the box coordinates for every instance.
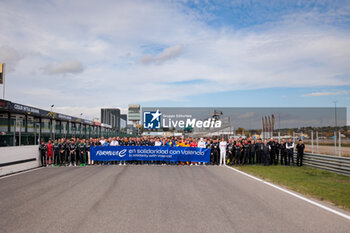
[1,166,349,233]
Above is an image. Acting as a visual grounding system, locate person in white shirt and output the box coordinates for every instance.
[99,136,105,146]
[219,137,227,166]
[285,138,295,166]
[154,137,162,146]
[110,137,119,146]
[198,138,206,148]
[197,138,206,165]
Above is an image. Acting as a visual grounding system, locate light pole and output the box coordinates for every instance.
[50,104,54,140]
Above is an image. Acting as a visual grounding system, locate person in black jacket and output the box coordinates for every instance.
[39,141,47,167]
[273,138,280,165]
[296,140,305,166]
[256,138,263,165]
[226,139,234,165]
[75,138,80,166]
[234,142,242,165]
[242,139,250,165]
[59,139,67,166]
[68,139,77,166]
[53,139,60,167]
[262,140,271,166]
[210,138,220,165]
[280,139,287,165]
[249,140,256,164]
[268,138,275,165]
[78,139,86,166]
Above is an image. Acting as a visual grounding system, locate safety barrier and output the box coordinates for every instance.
[296,153,350,176]
[0,145,40,176]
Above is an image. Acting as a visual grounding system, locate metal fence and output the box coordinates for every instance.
[297,153,350,176]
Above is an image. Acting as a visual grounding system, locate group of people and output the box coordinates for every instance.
[38,135,305,167]
[213,137,305,167]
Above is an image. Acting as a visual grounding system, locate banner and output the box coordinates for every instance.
[90,146,211,162]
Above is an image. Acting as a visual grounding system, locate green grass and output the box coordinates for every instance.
[236,165,350,210]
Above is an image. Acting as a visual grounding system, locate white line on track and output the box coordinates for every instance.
[0,167,44,180]
[225,165,350,221]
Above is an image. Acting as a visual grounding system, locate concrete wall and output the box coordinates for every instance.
[0,145,40,176]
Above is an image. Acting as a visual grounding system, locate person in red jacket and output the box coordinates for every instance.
[46,139,53,166]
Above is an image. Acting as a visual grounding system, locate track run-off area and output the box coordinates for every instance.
[1,165,349,233]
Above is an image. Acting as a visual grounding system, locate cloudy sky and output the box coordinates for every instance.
[0,0,349,122]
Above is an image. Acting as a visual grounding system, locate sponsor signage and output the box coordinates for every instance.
[0,100,96,125]
[143,108,222,130]
[90,146,211,162]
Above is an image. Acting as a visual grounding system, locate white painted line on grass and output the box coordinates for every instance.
[0,167,44,180]
[225,165,350,221]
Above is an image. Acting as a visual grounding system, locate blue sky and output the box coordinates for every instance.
[0,0,349,122]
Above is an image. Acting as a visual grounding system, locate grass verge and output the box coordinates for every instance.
[235,165,350,211]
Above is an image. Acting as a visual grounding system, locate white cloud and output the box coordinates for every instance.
[141,45,183,64]
[0,46,23,72]
[0,0,350,115]
[302,90,350,97]
[43,60,84,75]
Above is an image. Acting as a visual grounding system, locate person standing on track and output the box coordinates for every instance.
[69,139,77,166]
[154,137,162,146]
[110,137,119,146]
[280,139,286,165]
[234,141,242,165]
[65,139,71,166]
[286,138,295,166]
[249,140,256,164]
[197,138,206,165]
[46,139,53,166]
[190,139,198,166]
[210,138,220,165]
[102,138,110,165]
[296,139,305,166]
[256,138,262,165]
[110,137,119,165]
[39,141,47,167]
[242,139,250,165]
[59,138,66,166]
[226,139,234,165]
[87,139,94,165]
[78,139,86,166]
[262,140,271,166]
[219,137,227,166]
[268,138,275,165]
[53,139,60,167]
[273,138,280,165]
